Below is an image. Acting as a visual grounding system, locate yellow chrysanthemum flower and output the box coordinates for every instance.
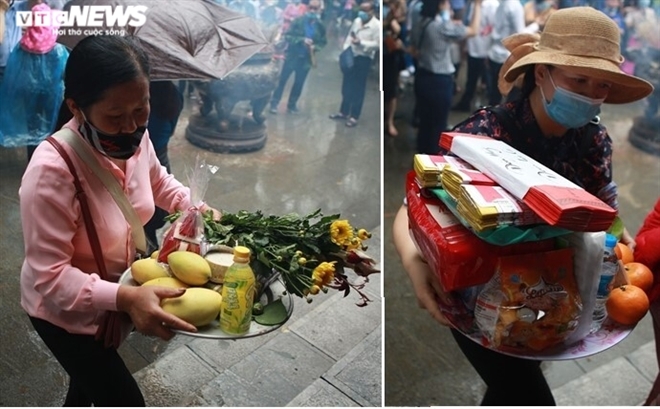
[330,220,353,246]
[312,261,336,287]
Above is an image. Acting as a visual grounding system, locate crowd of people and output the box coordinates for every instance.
[383,0,660,141]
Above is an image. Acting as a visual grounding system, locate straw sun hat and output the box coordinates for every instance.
[499,7,653,104]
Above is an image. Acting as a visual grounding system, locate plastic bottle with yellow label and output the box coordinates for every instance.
[220,246,256,335]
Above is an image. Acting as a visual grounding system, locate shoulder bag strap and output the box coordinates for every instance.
[52,128,147,256]
[45,136,109,280]
[46,136,126,350]
[417,18,432,50]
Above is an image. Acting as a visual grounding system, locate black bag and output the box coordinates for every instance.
[339,46,354,73]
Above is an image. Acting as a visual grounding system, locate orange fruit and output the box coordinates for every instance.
[614,242,634,264]
[624,262,654,293]
[606,285,649,325]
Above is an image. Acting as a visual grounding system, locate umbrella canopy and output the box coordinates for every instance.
[57,0,268,80]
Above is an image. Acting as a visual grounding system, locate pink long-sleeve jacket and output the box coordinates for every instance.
[19,117,192,335]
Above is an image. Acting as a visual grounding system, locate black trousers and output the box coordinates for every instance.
[271,55,311,110]
[456,55,490,110]
[29,316,145,407]
[487,59,504,106]
[414,69,454,154]
[339,55,372,120]
[451,328,556,406]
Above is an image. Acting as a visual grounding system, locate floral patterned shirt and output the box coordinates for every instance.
[445,96,619,210]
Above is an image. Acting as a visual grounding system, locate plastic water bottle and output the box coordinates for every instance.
[591,233,619,333]
[220,246,256,336]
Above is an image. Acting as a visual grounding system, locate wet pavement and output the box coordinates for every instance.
[384,76,660,406]
[0,36,382,406]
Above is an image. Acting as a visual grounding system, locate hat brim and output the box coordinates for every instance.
[504,51,654,104]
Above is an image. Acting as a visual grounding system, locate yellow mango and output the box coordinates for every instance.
[142,277,189,289]
[150,250,160,259]
[167,251,212,286]
[131,258,170,284]
[161,287,222,327]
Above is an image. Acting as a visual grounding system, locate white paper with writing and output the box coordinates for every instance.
[451,137,580,199]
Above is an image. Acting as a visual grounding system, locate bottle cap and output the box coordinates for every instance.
[233,245,251,261]
[605,233,618,249]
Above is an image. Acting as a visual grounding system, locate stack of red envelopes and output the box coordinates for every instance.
[439,132,617,232]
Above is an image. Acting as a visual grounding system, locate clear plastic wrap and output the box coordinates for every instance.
[561,232,605,344]
[0,44,69,147]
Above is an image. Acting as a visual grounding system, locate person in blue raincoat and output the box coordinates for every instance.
[0,2,69,161]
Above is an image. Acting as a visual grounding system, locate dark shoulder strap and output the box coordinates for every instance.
[45,136,108,280]
[46,136,127,350]
[417,18,432,49]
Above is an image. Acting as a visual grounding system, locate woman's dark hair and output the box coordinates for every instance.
[420,0,442,18]
[54,35,150,130]
[519,65,538,98]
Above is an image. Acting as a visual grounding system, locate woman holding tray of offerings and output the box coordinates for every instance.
[19,35,220,406]
[393,6,653,406]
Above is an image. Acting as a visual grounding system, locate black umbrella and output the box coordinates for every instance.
[57,0,268,80]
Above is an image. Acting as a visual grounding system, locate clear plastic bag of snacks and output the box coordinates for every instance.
[474,247,581,352]
[158,156,217,262]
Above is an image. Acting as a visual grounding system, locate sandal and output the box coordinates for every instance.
[345,118,358,127]
[329,113,346,120]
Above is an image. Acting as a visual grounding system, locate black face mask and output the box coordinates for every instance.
[78,114,147,160]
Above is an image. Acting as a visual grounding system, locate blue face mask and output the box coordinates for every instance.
[540,70,605,129]
[358,10,369,21]
[440,9,451,21]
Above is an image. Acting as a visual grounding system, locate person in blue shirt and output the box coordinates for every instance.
[270,0,327,114]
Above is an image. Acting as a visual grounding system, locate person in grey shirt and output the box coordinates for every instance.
[409,0,482,154]
[486,0,524,104]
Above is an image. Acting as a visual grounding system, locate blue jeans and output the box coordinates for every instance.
[415,69,454,154]
[271,55,311,110]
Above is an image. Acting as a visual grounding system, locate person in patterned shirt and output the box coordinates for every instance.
[393,6,653,406]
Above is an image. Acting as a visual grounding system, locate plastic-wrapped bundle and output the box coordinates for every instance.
[0,44,68,147]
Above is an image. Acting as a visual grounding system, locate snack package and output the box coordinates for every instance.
[474,247,581,352]
[158,156,217,262]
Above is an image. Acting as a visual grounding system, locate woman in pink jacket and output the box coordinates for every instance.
[19,35,219,406]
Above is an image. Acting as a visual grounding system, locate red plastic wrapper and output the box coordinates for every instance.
[405,171,556,292]
[157,156,216,262]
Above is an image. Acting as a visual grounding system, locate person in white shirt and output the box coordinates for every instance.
[486,0,524,105]
[328,1,380,127]
[452,0,498,112]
